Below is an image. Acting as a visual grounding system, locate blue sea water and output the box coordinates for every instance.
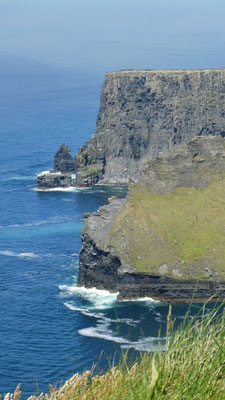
[0,59,212,397]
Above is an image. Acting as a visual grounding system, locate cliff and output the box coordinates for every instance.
[37,68,225,189]
[78,136,225,301]
[75,68,225,185]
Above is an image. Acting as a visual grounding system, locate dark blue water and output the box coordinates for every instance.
[0,60,208,397]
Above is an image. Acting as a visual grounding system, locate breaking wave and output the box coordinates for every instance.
[61,289,165,351]
[35,187,88,192]
[0,216,74,229]
[0,250,40,258]
[59,285,119,309]
[64,301,142,347]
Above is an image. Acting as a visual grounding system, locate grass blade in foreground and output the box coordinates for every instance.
[4,302,225,400]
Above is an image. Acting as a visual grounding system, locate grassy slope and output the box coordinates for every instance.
[110,177,225,279]
[8,304,225,400]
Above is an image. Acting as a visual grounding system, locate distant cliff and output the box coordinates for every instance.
[78,136,225,301]
[37,68,225,189]
[75,68,225,185]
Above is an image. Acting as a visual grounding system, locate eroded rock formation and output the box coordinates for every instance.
[37,68,225,189]
[78,136,225,301]
[76,69,225,185]
[54,144,75,172]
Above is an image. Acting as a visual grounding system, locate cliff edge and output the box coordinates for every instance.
[37,68,225,188]
[78,136,225,301]
[75,68,225,185]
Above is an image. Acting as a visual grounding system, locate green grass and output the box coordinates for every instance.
[109,178,225,279]
[7,303,225,400]
[82,165,98,176]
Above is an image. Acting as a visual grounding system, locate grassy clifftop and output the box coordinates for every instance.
[110,180,225,279]
[109,136,225,280]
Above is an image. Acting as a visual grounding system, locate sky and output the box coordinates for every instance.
[0,0,225,72]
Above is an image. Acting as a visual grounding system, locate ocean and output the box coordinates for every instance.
[0,59,211,397]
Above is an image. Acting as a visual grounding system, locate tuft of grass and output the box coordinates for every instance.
[82,165,98,176]
[109,178,225,278]
[5,303,225,400]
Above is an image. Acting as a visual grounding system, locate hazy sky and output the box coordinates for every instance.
[0,0,225,72]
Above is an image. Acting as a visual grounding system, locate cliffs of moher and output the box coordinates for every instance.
[37,69,225,302]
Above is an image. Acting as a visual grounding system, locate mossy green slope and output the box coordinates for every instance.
[110,137,225,280]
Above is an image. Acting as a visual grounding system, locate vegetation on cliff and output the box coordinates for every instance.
[5,303,225,400]
[109,137,225,280]
[75,69,225,185]
[110,179,225,279]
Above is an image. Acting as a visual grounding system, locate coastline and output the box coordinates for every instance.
[36,69,225,303]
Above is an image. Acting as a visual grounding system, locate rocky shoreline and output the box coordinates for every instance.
[77,136,225,302]
[77,196,225,302]
[37,69,225,302]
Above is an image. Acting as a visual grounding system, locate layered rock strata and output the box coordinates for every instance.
[76,68,225,185]
[37,68,225,189]
[78,136,225,301]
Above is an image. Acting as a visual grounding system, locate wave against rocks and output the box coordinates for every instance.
[77,137,225,302]
[36,69,225,302]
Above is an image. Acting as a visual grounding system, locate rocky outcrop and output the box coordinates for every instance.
[78,198,131,291]
[37,170,74,189]
[54,144,75,172]
[78,136,225,301]
[140,135,225,193]
[76,68,225,185]
[37,144,103,189]
[37,145,76,190]
[78,194,225,302]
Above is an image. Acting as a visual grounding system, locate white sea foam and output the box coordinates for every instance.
[37,170,61,177]
[78,317,164,349]
[3,216,72,229]
[122,336,167,352]
[78,325,131,344]
[63,302,139,326]
[37,170,51,176]
[60,286,162,347]
[63,299,162,348]
[59,285,119,309]
[0,250,40,258]
[154,312,164,323]
[121,297,159,303]
[62,198,74,202]
[35,186,88,192]
[64,303,105,319]
[59,284,160,309]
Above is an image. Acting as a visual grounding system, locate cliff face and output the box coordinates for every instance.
[78,136,225,301]
[37,68,225,189]
[76,69,225,185]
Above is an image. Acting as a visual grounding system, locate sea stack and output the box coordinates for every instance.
[36,68,225,301]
